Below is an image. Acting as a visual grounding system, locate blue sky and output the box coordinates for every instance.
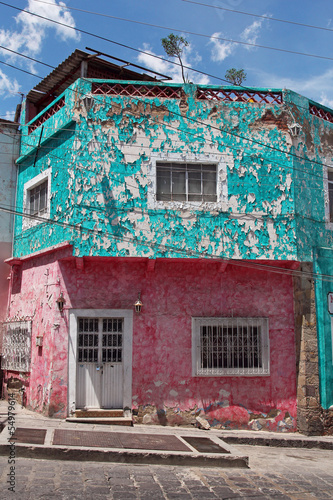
[0,0,333,121]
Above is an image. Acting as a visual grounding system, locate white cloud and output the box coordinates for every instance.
[320,93,333,109]
[209,32,235,62]
[240,19,265,48]
[137,43,210,85]
[209,16,269,62]
[0,0,79,72]
[16,0,79,44]
[3,110,16,120]
[0,69,20,96]
[252,67,333,107]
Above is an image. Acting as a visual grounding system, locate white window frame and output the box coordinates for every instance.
[23,168,51,230]
[192,317,270,377]
[147,152,228,210]
[324,165,333,229]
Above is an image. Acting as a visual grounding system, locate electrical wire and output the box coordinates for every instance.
[0,99,328,191]
[30,0,333,34]
[15,0,333,64]
[181,0,333,34]
[1,0,333,94]
[2,202,331,282]
[0,59,43,78]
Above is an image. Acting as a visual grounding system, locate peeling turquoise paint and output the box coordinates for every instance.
[13,79,333,410]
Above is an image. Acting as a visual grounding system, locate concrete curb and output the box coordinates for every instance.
[0,443,249,468]
[220,434,333,450]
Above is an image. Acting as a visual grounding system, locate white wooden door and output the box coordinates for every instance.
[76,317,123,408]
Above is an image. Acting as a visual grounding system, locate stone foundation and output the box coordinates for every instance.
[294,263,332,435]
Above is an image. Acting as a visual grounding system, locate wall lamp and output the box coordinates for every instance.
[82,95,95,113]
[56,292,66,313]
[289,122,302,137]
[134,292,143,314]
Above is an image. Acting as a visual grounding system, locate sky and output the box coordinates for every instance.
[0,0,333,121]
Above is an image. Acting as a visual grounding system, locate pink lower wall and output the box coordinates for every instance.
[4,251,297,431]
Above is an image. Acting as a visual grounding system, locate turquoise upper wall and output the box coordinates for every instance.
[13,79,333,262]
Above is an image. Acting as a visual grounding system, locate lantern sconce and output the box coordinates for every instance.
[56,292,66,313]
[134,292,143,314]
[82,94,95,114]
[289,122,302,137]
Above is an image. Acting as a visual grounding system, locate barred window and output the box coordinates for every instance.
[156,162,217,202]
[192,317,269,376]
[1,321,32,372]
[29,179,48,216]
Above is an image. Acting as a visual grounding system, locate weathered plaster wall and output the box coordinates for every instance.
[0,121,19,326]
[284,92,333,260]
[6,254,297,430]
[5,246,72,416]
[314,248,333,412]
[14,81,297,262]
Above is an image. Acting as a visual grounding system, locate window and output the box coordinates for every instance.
[29,179,48,216]
[328,169,333,222]
[192,317,269,376]
[156,162,217,202]
[1,320,32,372]
[23,168,51,230]
[147,153,228,209]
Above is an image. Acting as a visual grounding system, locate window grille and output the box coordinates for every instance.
[192,317,269,376]
[29,179,48,216]
[156,162,217,202]
[1,321,32,372]
[77,317,123,364]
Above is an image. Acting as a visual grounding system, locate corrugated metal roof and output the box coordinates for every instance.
[26,49,165,106]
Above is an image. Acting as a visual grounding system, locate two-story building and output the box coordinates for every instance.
[2,49,333,433]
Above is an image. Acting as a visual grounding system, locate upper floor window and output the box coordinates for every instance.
[23,168,51,230]
[156,162,217,202]
[29,179,48,216]
[147,153,228,210]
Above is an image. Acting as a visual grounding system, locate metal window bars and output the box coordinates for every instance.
[195,317,269,376]
[1,320,32,372]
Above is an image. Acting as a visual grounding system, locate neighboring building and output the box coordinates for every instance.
[2,49,333,433]
[0,119,19,358]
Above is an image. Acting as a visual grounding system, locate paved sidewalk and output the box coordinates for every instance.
[1,399,333,468]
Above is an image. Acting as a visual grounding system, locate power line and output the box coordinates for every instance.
[181,0,333,34]
[0,1,229,85]
[0,44,54,68]
[0,59,43,78]
[25,0,333,63]
[1,202,331,282]
[0,95,327,188]
[0,51,328,187]
[1,0,333,97]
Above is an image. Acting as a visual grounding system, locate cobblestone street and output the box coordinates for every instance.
[1,445,333,499]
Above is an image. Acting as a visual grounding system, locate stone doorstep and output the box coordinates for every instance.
[67,408,133,426]
[74,409,124,418]
[66,417,133,426]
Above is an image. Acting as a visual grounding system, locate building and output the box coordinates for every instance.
[2,49,333,433]
[0,119,19,376]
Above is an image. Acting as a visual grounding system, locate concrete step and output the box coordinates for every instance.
[74,409,124,418]
[66,416,133,426]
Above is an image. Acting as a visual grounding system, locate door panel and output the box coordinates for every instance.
[76,317,124,409]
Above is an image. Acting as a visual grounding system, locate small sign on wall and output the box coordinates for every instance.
[328,293,333,314]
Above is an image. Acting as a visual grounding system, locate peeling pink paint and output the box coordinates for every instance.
[5,251,297,430]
